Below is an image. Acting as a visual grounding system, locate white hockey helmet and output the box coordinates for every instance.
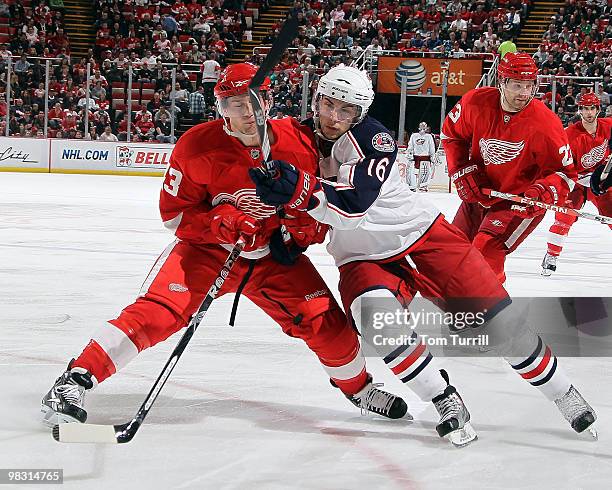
[418,121,428,132]
[313,64,375,125]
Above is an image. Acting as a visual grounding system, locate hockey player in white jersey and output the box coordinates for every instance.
[406,122,437,192]
[251,64,598,443]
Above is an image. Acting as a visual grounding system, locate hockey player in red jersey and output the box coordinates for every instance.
[542,92,612,275]
[441,52,577,283]
[41,63,409,428]
[251,64,597,443]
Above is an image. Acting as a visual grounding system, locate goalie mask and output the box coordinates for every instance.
[418,122,428,134]
[214,62,271,138]
[312,64,375,140]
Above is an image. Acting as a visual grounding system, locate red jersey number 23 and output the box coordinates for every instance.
[164,167,183,197]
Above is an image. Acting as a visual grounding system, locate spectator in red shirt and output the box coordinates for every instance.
[135,112,155,141]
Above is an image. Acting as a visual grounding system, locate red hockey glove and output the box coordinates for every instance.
[512,179,567,218]
[210,204,262,248]
[450,164,496,207]
[281,209,329,248]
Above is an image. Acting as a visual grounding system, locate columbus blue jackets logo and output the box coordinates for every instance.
[372,132,396,152]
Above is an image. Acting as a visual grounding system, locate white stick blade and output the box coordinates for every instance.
[53,423,118,443]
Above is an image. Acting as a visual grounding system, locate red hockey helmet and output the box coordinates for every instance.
[497,52,538,81]
[578,92,600,107]
[214,62,270,99]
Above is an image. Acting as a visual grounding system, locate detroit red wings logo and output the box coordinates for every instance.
[212,189,276,219]
[580,140,608,169]
[479,138,525,165]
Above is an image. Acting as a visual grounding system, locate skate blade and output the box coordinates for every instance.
[541,269,552,277]
[446,422,478,448]
[41,405,82,428]
[583,425,598,441]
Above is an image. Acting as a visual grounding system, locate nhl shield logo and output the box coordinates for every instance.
[371,132,396,152]
[503,114,511,124]
[250,149,261,159]
[117,146,133,167]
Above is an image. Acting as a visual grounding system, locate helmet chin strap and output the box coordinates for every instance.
[312,96,362,142]
[222,117,256,140]
[217,96,266,141]
[313,116,339,142]
[499,86,530,113]
[498,79,538,113]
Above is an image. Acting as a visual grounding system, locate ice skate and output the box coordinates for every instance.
[554,385,598,439]
[541,253,557,277]
[337,375,411,420]
[41,360,96,428]
[432,370,477,447]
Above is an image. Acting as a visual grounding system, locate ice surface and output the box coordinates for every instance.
[1,173,611,489]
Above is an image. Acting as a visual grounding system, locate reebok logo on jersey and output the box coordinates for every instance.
[372,132,396,153]
[479,138,525,166]
[490,219,503,227]
[580,140,608,169]
[305,289,327,301]
[169,283,188,293]
[212,189,277,219]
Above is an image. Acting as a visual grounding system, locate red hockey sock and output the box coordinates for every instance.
[546,212,576,256]
[73,340,116,383]
[331,368,369,395]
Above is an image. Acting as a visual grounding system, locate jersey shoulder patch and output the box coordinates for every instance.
[349,116,397,156]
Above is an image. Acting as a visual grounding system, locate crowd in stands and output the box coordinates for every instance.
[254,0,534,119]
[0,0,247,139]
[532,0,611,118]
[0,0,610,140]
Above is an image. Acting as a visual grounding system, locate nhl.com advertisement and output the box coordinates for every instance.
[53,141,172,172]
[0,137,174,174]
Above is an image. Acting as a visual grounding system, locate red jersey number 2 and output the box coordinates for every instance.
[559,144,573,167]
[448,103,462,124]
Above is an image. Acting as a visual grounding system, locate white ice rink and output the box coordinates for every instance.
[1,172,611,489]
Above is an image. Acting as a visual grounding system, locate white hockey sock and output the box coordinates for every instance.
[382,331,447,401]
[350,289,446,401]
[506,334,571,401]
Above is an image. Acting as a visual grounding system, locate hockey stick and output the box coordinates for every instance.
[248,13,299,173]
[600,156,612,181]
[483,188,612,225]
[53,237,246,443]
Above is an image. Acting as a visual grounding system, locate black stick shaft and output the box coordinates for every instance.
[115,238,245,442]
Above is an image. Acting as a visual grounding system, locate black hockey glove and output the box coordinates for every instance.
[268,227,307,266]
[249,160,320,211]
[590,163,612,196]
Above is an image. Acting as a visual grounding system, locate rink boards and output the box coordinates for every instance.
[0,137,173,176]
[0,137,453,193]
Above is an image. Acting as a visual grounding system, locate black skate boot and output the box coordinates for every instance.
[554,385,598,439]
[432,370,477,447]
[541,253,557,277]
[41,360,96,428]
[333,375,411,420]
